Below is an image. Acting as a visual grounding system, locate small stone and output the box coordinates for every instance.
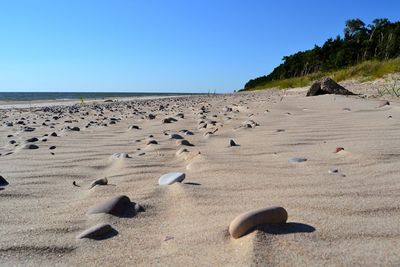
[49,146,56,150]
[90,178,108,189]
[111,153,131,159]
[335,147,344,153]
[23,127,35,132]
[169,133,183,140]
[128,125,140,130]
[50,132,58,137]
[163,117,177,123]
[0,176,9,186]
[229,139,238,147]
[288,157,307,163]
[328,169,339,174]
[147,140,158,145]
[76,223,116,240]
[158,172,185,185]
[66,126,80,131]
[26,137,39,142]
[176,139,194,146]
[229,206,288,239]
[24,144,39,149]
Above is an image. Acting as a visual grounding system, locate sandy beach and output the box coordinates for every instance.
[1,82,400,266]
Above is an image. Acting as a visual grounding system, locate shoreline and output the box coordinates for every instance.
[0,94,199,110]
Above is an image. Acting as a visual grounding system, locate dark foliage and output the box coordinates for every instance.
[245,18,400,90]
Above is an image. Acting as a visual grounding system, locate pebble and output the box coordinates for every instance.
[26,137,39,142]
[76,223,116,240]
[90,177,108,189]
[229,139,238,147]
[147,140,158,145]
[66,126,80,131]
[23,144,39,149]
[328,169,339,174]
[0,176,9,186]
[229,206,288,239]
[163,117,177,123]
[128,125,140,130]
[335,147,344,153]
[23,127,35,132]
[158,172,186,185]
[176,139,194,146]
[87,195,143,216]
[111,152,131,159]
[288,157,307,163]
[184,130,194,136]
[50,132,58,137]
[169,133,184,140]
[49,146,56,150]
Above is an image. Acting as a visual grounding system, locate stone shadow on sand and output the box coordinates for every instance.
[91,228,119,241]
[184,182,201,186]
[119,202,145,218]
[256,222,316,235]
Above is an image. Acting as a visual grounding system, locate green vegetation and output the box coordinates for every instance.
[245,57,400,91]
[243,18,400,91]
[377,76,400,97]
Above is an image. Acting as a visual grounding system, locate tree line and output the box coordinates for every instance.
[244,18,400,90]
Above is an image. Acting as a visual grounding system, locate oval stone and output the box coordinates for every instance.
[158,172,185,185]
[23,144,39,149]
[229,206,288,239]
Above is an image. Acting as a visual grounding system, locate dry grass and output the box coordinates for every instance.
[246,57,400,91]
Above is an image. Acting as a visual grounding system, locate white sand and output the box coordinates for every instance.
[1,81,400,266]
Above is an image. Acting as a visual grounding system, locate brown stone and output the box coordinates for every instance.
[229,206,288,239]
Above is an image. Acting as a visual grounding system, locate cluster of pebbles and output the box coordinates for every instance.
[0,91,364,245]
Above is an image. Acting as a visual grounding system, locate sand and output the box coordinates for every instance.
[1,81,400,266]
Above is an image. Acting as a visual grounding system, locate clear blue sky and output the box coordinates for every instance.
[0,0,399,93]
